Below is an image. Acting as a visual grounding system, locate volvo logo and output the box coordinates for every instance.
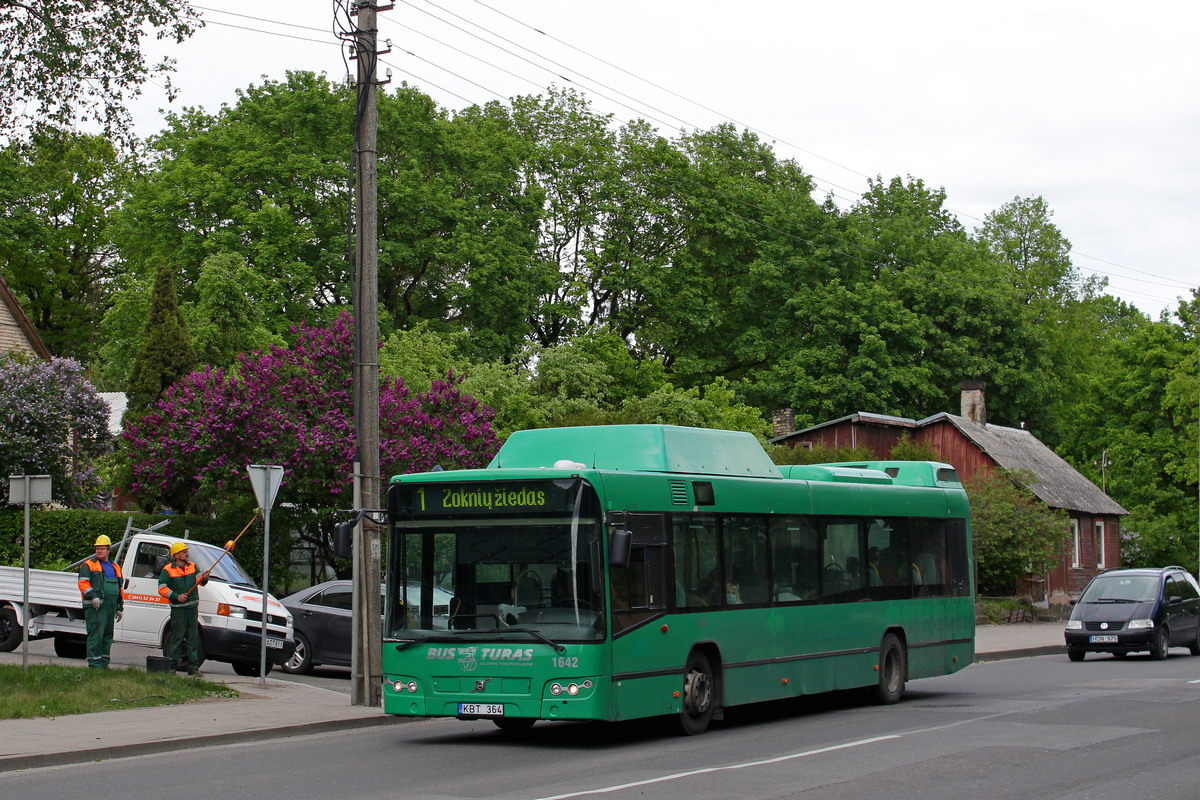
[471,678,493,693]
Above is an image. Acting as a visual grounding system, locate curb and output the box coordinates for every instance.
[0,714,405,773]
[975,645,1065,662]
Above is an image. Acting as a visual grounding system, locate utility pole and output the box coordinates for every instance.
[348,0,390,708]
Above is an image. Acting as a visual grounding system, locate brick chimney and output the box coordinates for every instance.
[960,381,986,425]
[772,408,796,437]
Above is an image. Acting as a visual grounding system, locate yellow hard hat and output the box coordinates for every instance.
[169,541,189,557]
[94,535,112,547]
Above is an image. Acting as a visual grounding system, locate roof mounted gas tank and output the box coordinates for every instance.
[488,424,782,478]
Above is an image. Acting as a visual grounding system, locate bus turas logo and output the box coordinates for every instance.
[425,646,536,672]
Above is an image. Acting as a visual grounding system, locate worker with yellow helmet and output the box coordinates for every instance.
[77,534,124,668]
[158,541,209,676]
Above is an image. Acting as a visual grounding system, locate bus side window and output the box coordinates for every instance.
[910,519,947,597]
[772,516,817,603]
[672,515,720,608]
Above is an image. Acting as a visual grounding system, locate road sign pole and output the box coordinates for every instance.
[247,465,284,687]
[8,475,52,671]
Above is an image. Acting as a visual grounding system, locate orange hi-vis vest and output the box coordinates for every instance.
[78,558,125,602]
[159,561,204,608]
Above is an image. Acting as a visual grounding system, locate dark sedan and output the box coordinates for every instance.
[280,580,452,674]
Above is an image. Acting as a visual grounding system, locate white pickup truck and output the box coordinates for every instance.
[0,522,295,675]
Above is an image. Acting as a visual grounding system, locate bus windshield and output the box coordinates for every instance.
[387,480,605,644]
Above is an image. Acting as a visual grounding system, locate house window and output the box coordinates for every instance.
[1095,520,1106,570]
[1071,519,1080,569]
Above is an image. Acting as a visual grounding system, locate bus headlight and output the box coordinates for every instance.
[1065,620,1082,630]
[217,603,247,618]
[1128,619,1154,629]
[392,679,419,693]
[550,679,593,697]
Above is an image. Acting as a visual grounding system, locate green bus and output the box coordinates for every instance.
[382,424,973,734]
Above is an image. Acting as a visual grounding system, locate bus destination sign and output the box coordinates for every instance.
[398,481,576,516]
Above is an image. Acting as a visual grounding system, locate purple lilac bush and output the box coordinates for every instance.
[122,313,501,512]
[0,354,112,506]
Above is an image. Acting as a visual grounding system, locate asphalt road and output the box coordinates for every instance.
[4,651,1200,799]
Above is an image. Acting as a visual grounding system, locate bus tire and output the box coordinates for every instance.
[871,634,906,705]
[54,633,88,659]
[677,649,715,735]
[0,607,21,652]
[1067,648,1085,662]
[494,718,536,733]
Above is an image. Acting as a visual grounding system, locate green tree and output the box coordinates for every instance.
[966,469,1071,596]
[511,88,619,347]
[0,128,127,361]
[113,72,354,326]
[182,252,281,369]
[889,434,938,462]
[976,195,1080,306]
[0,0,201,143]
[96,274,152,391]
[125,264,196,417]
[769,442,876,466]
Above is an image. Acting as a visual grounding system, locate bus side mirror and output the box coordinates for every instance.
[333,520,355,559]
[609,528,632,568]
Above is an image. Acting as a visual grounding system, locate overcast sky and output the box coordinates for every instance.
[130,1,1198,320]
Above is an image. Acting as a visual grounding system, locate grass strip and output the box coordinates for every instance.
[0,663,238,719]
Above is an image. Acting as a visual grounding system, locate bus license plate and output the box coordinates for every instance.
[459,702,504,717]
[266,637,284,649]
[1089,634,1118,643]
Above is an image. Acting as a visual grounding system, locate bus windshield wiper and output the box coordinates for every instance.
[452,627,566,653]
[1095,597,1137,603]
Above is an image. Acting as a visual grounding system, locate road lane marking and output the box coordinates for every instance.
[530,734,900,800]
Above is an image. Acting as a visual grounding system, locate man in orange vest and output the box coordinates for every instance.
[78,534,125,669]
[158,541,209,676]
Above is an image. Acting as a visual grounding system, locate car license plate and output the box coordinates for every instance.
[1089,634,1118,643]
[459,702,504,717]
[266,637,284,649]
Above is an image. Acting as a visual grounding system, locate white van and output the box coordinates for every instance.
[0,525,295,675]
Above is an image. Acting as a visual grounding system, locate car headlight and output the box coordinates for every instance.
[217,603,247,618]
[1065,620,1082,630]
[1128,619,1154,629]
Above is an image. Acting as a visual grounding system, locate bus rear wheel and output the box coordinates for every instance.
[871,634,906,705]
[677,650,715,735]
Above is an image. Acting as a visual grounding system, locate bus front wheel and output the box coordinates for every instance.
[871,634,906,705]
[677,650,715,735]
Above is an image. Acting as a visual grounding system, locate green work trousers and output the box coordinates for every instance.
[85,576,121,668]
[169,604,201,669]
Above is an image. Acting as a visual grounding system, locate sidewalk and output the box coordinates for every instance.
[0,622,1064,771]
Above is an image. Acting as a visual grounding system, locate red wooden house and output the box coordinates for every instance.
[771,382,1127,610]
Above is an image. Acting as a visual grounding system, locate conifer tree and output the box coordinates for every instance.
[125,263,197,419]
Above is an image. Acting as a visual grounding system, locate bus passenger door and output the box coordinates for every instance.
[607,512,667,635]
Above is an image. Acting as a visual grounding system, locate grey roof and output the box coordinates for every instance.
[930,413,1128,516]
